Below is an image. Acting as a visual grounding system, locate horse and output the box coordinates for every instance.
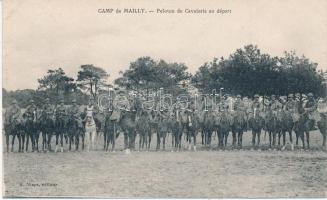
[119,108,137,151]
[66,115,85,151]
[317,113,327,149]
[196,109,206,146]
[279,109,294,150]
[186,112,199,151]
[171,112,182,151]
[104,110,120,151]
[203,111,215,148]
[231,110,247,148]
[265,109,282,149]
[248,112,264,148]
[4,111,26,152]
[38,111,55,152]
[156,111,169,151]
[294,105,314,149]
[24,111,39,152]
[218,111,231,149]
[53,114,67,152]
[135,110,150,151]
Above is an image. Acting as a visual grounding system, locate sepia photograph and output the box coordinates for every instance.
[2,0,327,198]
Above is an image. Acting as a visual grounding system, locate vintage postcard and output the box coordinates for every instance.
[2,0,327,198]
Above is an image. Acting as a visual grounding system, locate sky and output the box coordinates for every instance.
[3,0,327,91]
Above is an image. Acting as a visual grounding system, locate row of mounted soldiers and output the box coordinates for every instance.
[3,92,327,153]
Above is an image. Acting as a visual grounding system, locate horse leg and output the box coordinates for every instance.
[139,133,142,151]
[257,131,261,147]
[25,133,30,152]
[163,133,166,151]
[299,131,305,149]
[278,131,282,146]
[305,131,310,149]
[103,131,107,150]
[68,133,72,151]
[123,131,128,150]
[232,131,236,148]
[11,134,16,152]
[18,133,22,152]
[47,133,52,152]
[252,130,255,147]
[238,131,243,148]
[55,133,59,152]
[194,133,197,151]
[269,132,272,149]
[21,134,25,152]
[224,132,229,147]
[156,132,160,151]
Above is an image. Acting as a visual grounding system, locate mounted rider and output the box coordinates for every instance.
[55,99,67,119]
[5,99,21,126]
[25,99,37,122]
[269,95,283,119]
[251,94,263,118]
[69,99,80,119]
[304,93,320,129]
[42,98,54,118]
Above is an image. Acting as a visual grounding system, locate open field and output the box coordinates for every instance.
[3,130,327,198]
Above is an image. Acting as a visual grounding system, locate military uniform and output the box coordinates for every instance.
[55,103,67,119]
[304,96,320,122]
[25,103,37,121]
[5,101,21,124]
[69,104,80,118]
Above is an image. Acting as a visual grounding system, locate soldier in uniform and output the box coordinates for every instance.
[251,94,263,118]
[233,95,244,111]
[304,93,319,129]
[42,98,54,118]
[269,95,282,112]
[69,99,80,119]
[5,99,21,125]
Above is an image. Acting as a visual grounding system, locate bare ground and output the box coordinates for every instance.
[3,130,327,198]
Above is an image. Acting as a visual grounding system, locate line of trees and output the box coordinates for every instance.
[3,45,326,108]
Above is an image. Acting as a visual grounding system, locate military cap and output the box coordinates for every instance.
[254,94,259,98]
[271,94,276,98]
[12,99,17,104]
[45,98,50,102]
[72,99,77,103]
[288,94,294,98]
[59,99,64,103]
[236,95,241,98]
[307,93,314,97]
[29,99,35,103]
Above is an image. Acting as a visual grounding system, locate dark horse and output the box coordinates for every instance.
[25,112,38,152]
[217,111,231,149]
[279,109,294,150]
[119,108,137,151]
[4,111,26,152]
[231,110,247,148]
[317,113,327,149]
[66,115,85,151]
[156,111,170,151]
[203,111,215,148]
[52,115,67,152]
[265,109,282,149]
[104,110,121,151]
[38,112,55,152]
[248,112,264,148]
[186,112,199,151]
